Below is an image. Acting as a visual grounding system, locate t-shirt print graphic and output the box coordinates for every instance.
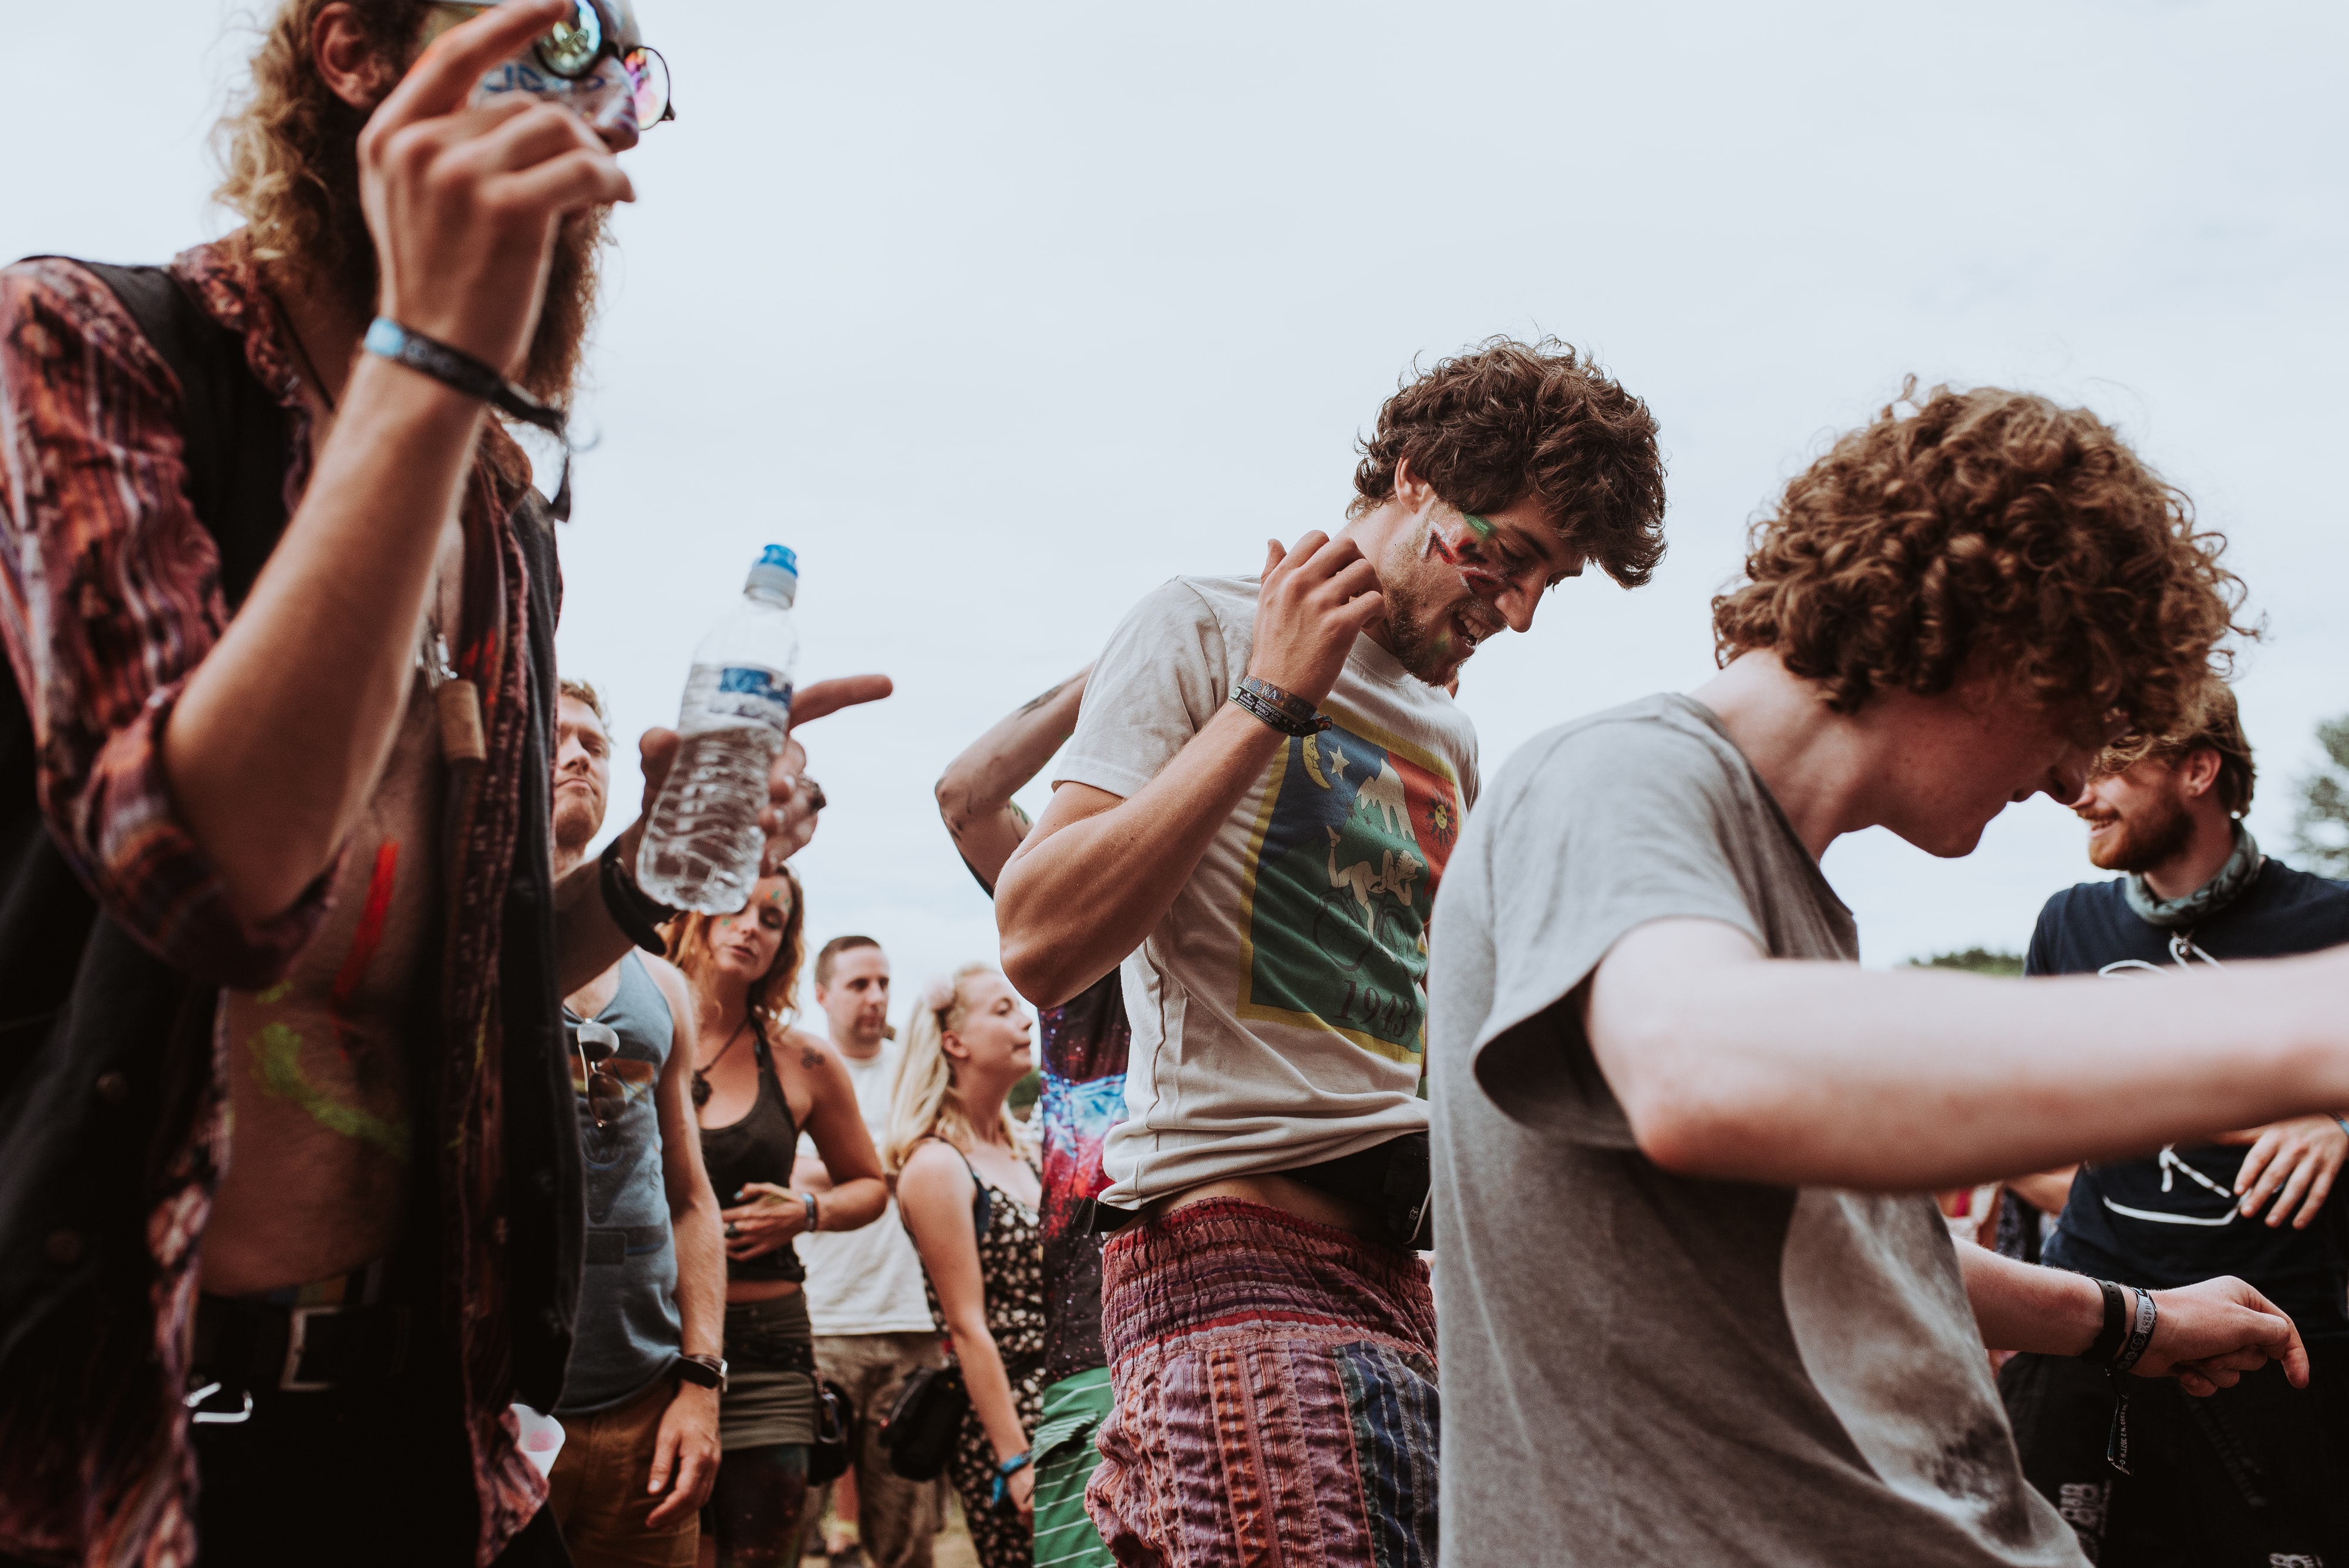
[1234,706,1462,1062]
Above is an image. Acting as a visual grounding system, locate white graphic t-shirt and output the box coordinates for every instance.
[1054,573,1478,1207]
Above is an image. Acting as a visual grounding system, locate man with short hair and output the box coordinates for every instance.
[0,7,876,1562]
[997,339,1670,1560]
[1998,683,2349,1565]
[1428,383,2342,1566]
[547,679,727,1568]
[795,936,945,1568]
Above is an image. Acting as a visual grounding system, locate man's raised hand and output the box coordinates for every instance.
[358,0,634,378]
[1246,532,1384,708]
[632,675,893,874]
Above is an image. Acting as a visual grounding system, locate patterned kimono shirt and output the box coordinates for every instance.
[0,241,553,1568]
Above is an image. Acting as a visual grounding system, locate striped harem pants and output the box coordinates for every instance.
[1084,1199,1438,1568]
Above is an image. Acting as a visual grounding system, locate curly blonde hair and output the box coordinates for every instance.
[1712,381,2250,739]
[213,1,414,308]
[211,1,606,403]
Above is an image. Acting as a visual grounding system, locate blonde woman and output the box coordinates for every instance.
[889,967,1046,1568]
[666,870,888,1568]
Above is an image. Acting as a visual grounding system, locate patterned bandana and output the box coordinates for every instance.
[2124,820,2262,930]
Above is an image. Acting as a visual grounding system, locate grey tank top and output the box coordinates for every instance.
[556,953,683,1412]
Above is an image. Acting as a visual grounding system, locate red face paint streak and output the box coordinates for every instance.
[1428,526,1510,599]
[329,841,401,1056]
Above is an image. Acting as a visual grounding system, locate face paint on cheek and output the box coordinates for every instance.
[1425,520,1511,598]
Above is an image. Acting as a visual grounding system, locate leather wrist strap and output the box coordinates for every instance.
[362,318,576,519]
[676,1353,728,1393]
[600,836,677,955]
[2081,1278,2128,1364]
[1231,676,1332,737]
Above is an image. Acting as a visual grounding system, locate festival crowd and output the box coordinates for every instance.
[4,5,2347,1568]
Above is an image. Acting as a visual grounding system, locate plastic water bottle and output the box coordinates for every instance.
[635,546,801,913]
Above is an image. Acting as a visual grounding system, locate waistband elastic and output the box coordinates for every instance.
[1098,1199,1432,1360]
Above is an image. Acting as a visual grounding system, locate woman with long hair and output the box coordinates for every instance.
[666,870,888,1568]
[888,965,1047,1568]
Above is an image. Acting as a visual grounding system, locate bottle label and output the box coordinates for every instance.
[704,666,794,730]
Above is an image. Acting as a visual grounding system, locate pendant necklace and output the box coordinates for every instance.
[693,1019,751,1109]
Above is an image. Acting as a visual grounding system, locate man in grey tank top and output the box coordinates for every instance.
[548,681,728,1567]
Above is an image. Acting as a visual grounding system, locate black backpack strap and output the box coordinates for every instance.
[72,261,291,608]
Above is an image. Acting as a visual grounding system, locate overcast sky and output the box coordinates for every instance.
[15,1,2346,1021]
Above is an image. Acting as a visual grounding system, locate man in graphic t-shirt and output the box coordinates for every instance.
[2000,684,2349,1565]
[1429,385,2348,1568]
[937,666,1128,1568]
[795,937,945,1568]
[996,339,1670,1563]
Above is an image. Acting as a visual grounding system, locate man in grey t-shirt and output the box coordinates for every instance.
[1431,385,2346,1566]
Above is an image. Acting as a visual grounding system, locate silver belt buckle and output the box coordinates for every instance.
[280,1303,349,1392]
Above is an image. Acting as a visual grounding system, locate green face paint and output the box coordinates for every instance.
[248,1022,412,1163]
[1463,513,1496,540]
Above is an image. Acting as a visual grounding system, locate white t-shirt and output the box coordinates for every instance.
[1054,573,1479,1207]
[796,1039,934,1335]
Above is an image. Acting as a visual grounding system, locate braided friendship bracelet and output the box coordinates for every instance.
[990,1449,1033,1508]
[1230,675,1333,737]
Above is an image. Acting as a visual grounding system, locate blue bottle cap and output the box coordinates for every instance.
[759,544,799,577]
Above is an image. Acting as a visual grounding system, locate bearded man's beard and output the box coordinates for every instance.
[299,97,609,408]
[2084,790,2196,874]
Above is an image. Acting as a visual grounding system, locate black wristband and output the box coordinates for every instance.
[675,1353,728,1392]
[2081,1278,2129,1364]
[599,837,677,956]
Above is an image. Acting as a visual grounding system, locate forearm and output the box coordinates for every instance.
[1957,1244,2101,1354]
[164,358,484,922]
[669,1189,726,1360]
[997,705,1281,1004]
[817,1175,887,1232]
[1611,951,2349,1189]
[945,1317,1029,1461]
[938,669,1088,826]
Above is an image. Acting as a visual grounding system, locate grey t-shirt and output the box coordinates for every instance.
[1427,694,2082,1568]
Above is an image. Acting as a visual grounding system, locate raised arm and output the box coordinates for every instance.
[996,534,1381,1006]
[1582,917,2349,1191]
[936,664,1091,892]
[166,1,631,924]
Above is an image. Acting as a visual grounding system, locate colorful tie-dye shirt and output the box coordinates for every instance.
[1034,970,1129,1381]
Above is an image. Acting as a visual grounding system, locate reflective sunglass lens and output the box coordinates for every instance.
[623,48,672,125]
[537,0,605,78]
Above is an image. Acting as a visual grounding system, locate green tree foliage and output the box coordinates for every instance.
[2291,715,2349,878]
[1910,948,2025,977]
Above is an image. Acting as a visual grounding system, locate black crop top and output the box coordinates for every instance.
[697,1029,806,1284]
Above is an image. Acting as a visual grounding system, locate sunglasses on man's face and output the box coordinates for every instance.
[426,0,675,127]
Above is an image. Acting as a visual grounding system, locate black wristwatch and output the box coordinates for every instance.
[676,1354,728,1393]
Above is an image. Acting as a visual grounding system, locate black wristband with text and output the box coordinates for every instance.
[2081,1278,2129,1364]
[1230,676,1333,737]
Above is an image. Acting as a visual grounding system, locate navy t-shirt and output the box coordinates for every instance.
[2028,859,2349,1341]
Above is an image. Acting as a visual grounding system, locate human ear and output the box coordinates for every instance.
[2181,748,2222,798]
[1392,457,1436,512]
[312,3,405,110]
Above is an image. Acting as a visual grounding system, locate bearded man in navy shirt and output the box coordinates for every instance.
[2001,682,2349,1567]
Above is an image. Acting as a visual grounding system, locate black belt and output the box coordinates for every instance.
[190,1292,412,1397]
[1083,1132,1434,1251]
